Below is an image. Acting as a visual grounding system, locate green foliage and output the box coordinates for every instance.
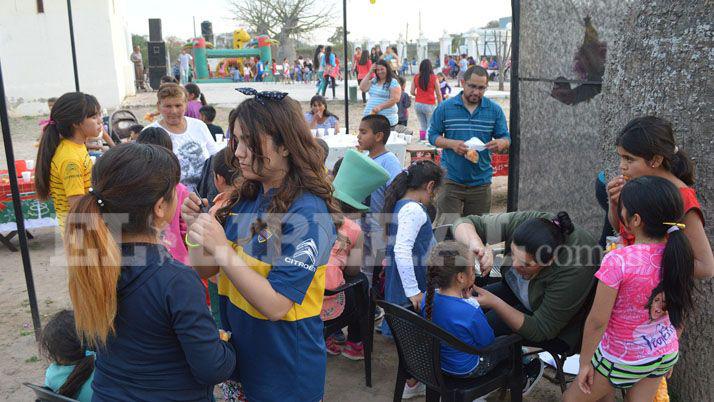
[131,34,148,65]
[483,20,500,29]
[25,356,39,363]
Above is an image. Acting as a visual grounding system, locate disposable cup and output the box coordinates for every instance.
[26,160,35,170]
[22,171,31,181]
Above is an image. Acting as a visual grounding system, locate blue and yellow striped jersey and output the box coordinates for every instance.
[218,187,336,402]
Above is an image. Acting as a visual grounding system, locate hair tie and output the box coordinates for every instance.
[402,168,410,176]
[673,145,679,153]
[38,118,56,129]
[663,222,685,234]
[88,187,105,208]
[551,218,561,229]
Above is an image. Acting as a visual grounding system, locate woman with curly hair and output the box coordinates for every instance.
[183,91,339,402]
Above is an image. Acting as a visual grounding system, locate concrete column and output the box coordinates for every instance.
[439,33,452,65]
[417,37,428,62]
[466,33,479,58]
[380,39,390,53]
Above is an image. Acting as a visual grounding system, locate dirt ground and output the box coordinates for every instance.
[0,88,562,401]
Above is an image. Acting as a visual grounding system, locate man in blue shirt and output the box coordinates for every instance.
[428,65,510,226]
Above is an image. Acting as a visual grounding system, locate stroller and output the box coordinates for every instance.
[109,110,140,141]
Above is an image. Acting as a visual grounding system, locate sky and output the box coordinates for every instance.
[125,0,511,43]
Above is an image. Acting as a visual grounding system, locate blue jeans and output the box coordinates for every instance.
[414,102,436,132]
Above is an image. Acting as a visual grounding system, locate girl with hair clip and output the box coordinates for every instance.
[184,83,207,119]
[382,160,443,335]
[34,92,102,230]
[65,143,236,401]
[421,242,504,379]
[182,90,338,402]
[565,176,695,402]
[606,116,713,279]
[40,310,94,402]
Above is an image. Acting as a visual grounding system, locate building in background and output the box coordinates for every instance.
[0,0,135,116]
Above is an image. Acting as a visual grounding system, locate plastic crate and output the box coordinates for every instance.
[491,153,509,177]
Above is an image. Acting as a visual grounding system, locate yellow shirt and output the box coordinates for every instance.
[49,139,92,228]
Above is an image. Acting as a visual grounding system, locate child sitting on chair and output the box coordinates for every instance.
[40,310,94,402]
[421,241,504,378]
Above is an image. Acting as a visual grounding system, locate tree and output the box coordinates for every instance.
[131,34,148,66]
[165,36,186,66]
[484,29,511,91]
[483,20,500,29]
[600,2,712,400]
[229,0,334,61]
[327,26,353,63]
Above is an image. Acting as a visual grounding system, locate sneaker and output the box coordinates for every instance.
[331,330,346,344]
[325,336,342,356]
[522,358,544,396]
[374,306,385,321]
[341,341,365,360]
[402,381,426,399]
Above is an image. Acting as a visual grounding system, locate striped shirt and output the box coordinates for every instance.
[428,93,509,186]
[364,78,399,126]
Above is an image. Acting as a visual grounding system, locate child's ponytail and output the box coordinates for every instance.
[185,83,206,105]
[620,176,695,329]
[35,124,62,199]
[58,354,94,398]
[424,241,473,321]
[383,160,443,235]
[66,194,121,349]
[382,170,410,216]
[64,143,181,348]
[661,226,694,328]
[35,92,100,200]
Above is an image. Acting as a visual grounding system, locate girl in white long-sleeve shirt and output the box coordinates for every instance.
[383,160,444,333]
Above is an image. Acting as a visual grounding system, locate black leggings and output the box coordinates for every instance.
[361,90,367,103]
[321,76,336,98]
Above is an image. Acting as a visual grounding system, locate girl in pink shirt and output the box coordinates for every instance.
[564,176,694,401]
[321,157,367,360]
[136,128,190,264]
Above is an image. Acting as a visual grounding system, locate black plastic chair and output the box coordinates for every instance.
[323,273,373,387]
[378,301,524,402]
[23,383,78,402]
[522,281,598,392]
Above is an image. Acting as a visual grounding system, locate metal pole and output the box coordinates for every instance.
[507,0,520,212]
[66,0,80,91]
[0,60,42,340]
[342,0,349,133]
[193,16,197,39]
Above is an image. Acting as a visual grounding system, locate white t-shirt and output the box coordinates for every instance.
[148,117,220,191]
[179,53,193,70]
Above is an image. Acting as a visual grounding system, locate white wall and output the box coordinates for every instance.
[0,0,135,116]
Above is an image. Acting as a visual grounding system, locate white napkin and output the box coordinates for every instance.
[464,137,486,151]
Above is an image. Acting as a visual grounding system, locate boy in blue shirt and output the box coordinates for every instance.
[357,114,402,289]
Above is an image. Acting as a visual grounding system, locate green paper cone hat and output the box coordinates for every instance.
[333,149,390,212]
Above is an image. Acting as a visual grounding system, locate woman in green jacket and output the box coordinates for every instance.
[453,211,601,351]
